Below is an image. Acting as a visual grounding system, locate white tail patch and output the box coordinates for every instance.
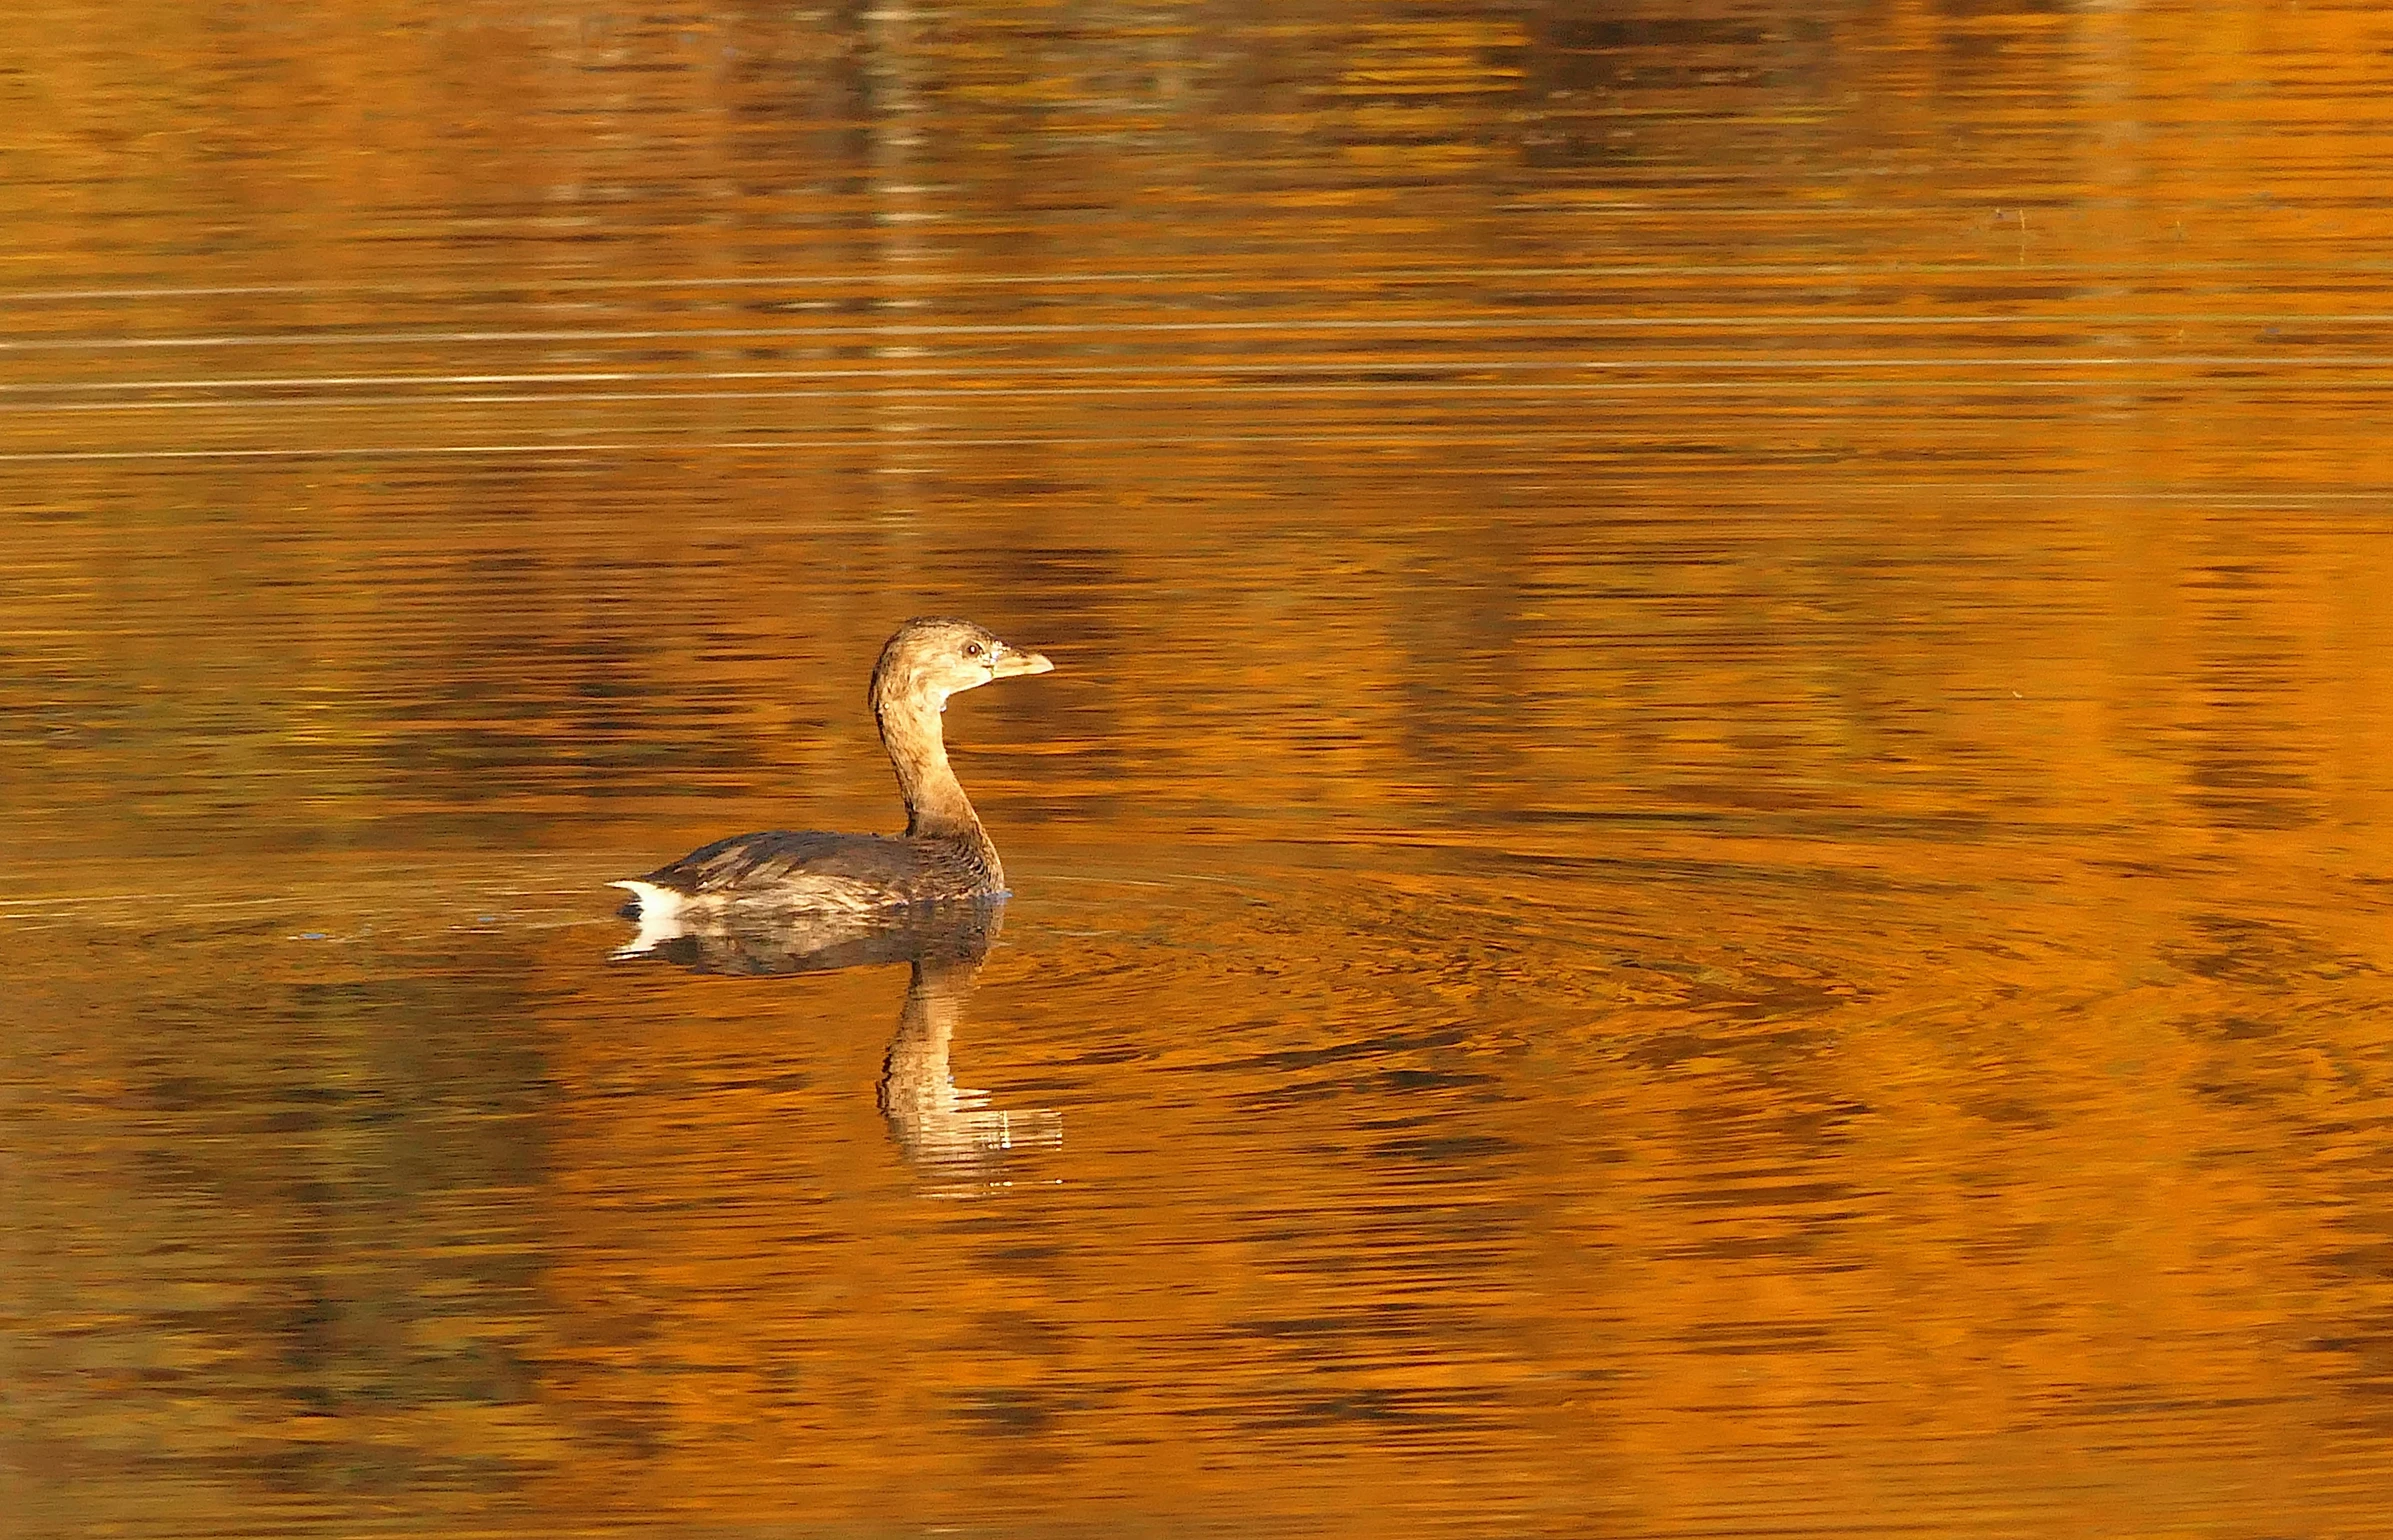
[608,880,687,959]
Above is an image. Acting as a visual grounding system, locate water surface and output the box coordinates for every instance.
[7,2,2393,1535]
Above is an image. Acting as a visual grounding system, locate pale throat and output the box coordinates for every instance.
[877,688,979,838]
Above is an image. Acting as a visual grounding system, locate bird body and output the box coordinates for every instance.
[612,617,1051,949]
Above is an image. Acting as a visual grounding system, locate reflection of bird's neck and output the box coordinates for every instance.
[881,955,982,1156]
[873,677,984,845]
[876,912,1061,1179]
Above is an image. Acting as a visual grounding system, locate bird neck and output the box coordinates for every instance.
[875,690,983,840]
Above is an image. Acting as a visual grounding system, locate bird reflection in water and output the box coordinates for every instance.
[610,899,1060,1185]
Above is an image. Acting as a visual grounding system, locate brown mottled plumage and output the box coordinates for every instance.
[612,617,1052,942]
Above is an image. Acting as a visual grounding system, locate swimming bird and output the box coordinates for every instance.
[612,616,1052,947]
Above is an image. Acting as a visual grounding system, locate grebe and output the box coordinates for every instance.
[612,617,1052,936]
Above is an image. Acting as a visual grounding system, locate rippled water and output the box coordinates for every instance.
[8,2,2393,1535]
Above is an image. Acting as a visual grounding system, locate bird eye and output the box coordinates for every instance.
[964,642,983,658]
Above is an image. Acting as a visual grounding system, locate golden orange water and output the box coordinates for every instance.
[7,2,2393,1535]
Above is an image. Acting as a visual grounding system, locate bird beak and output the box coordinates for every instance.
[991,644,1054,678]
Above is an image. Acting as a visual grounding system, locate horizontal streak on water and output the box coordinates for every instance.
[16,261,2393,305]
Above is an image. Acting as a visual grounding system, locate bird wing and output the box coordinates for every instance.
[642,829,930,898]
